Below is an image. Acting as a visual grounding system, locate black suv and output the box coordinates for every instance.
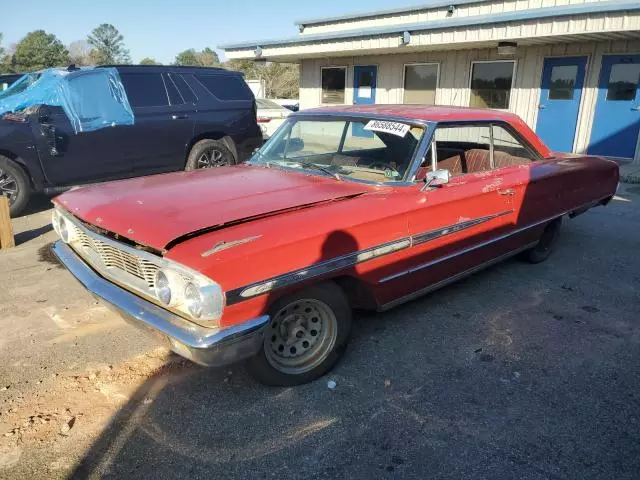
[0,65,262,216]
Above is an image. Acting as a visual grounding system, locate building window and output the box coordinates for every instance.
[469,61,515,109]
[606,63,640,101]
[403,64,438,104]
[321,67,346,104]
[549,65,578,100]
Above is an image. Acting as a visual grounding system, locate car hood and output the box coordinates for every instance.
[54,165,372,251]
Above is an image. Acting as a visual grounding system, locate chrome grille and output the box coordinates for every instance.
[74,227,159,287]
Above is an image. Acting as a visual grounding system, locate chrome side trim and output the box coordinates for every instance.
[52,241,269,368]
[378,242,537,311]
[412,210,513,246]
[226,237,412,305]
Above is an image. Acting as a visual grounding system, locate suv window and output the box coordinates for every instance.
[195,74,251,101]
[163,74,184,105]
[169,73,197,103]
[119,72,169,108]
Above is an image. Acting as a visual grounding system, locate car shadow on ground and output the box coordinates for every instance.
[67,244,640,479]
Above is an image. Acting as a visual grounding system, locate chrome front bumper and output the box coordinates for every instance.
[52,241,270,367]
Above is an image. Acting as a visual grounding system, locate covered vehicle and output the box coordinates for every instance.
[0,65,262,216]
[51,105,619,386]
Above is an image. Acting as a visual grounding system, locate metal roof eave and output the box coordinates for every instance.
[219,0,640,51]
[294,0,488,27]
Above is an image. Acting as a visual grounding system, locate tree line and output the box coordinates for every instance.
[0,26,299,99]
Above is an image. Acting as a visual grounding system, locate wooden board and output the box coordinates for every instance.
[0,196,15,249]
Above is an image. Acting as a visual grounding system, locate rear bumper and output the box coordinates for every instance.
[52,241,269,367]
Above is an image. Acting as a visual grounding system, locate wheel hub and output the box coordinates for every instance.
[197,147,226,169]
[0,168,18,203]
[265,298,337,374]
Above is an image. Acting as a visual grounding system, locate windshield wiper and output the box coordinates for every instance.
[295,161,341,180]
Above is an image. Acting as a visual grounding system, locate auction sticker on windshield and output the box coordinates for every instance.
[364,120,410,137]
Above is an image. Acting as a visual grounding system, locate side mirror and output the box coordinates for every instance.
[422,169,450,190]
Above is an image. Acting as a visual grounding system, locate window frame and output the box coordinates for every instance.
[427,120,543,173]
[402,62,440,105]
[468,60,517,111]
[320,66,348,105]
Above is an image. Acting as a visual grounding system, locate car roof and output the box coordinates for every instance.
[303,104,525,123]
[97,65,239,75]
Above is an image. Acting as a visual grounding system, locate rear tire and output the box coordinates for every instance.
[0,156,30,217]
[523,217,562,264]
[185,139,235,171]
[246,282,352,387]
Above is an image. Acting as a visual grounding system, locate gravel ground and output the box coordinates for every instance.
[0,185,639,479]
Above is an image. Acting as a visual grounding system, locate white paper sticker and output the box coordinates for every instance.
[358,86,372,99]
[363,120,410,137]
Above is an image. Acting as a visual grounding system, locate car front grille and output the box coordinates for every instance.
[61,213,164,298]
[74,227,159,288]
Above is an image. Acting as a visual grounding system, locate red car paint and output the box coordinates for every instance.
[54,107,619,329]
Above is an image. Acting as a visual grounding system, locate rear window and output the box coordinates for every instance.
[119,72,169,108]
[195,74,252,101]
[169,73,197,103]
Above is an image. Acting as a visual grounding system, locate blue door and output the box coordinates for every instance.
[588,54,640,158]
[353,65,377,105]
[535,57,587,152]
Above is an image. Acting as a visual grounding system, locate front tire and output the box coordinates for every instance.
[185,139,235,171]
[523,217,562,264]
[0,156,31,217]
[246,282,352,386]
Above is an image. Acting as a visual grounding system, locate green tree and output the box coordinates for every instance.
[174,49,200,66]
[87,24,131,65]
[11,30,69,72]
[174,47,220,67]
[139,57,160,65]
[0,33,4,60]
[198,47,220,67]
[68,40,94,66]
[225,60,299,99]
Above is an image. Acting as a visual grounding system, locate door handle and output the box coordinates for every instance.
[538,104,546,109]
[631,106,640,112]
[497,188,515,196]
[171,114,188,120]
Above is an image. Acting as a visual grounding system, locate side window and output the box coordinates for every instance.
[492,124,538,167]
[170,73,197,103]
[195,74,252,101]
[429,125,492,177]
[163,74,184,105]
[119,73,169,108]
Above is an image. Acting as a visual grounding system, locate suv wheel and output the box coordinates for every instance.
[185,139,235,171]
[0,156,30,217]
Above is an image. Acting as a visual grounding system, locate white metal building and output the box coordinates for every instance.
[221,0,640,162]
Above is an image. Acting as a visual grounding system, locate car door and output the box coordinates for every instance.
[118,71,195,174]
[34,72,136,186]
[376,123,520,305]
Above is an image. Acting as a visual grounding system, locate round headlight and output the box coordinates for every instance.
[154,269,185,307]
[59,216,70,243]
[184,283,203,318]
[184,281,225,323]
[155,270,172,305]
[51,211,60,235]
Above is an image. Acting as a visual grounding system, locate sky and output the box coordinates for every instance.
[0,0,420,64]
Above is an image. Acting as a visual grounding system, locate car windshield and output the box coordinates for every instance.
[249,117,426,183]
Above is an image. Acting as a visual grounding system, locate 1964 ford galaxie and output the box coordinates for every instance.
[51,105,619,386]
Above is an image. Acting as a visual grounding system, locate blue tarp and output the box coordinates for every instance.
[0,67,134,133]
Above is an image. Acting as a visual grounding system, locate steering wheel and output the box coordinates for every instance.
[368,162,401,178]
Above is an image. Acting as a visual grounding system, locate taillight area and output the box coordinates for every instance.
[257,117,272,123]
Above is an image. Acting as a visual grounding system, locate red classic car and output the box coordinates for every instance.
[51,105,619,386]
